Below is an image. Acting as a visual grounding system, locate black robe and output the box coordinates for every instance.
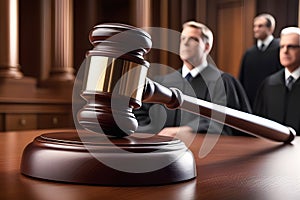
[253,69,300,136]
[239,38,283,107]
[134,64,252,136]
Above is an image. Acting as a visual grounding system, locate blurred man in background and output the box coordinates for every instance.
[239,13,283,107]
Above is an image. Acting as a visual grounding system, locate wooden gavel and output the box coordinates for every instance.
[77,23,296,143]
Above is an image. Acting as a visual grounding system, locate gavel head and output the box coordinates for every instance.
[77,23,152,137]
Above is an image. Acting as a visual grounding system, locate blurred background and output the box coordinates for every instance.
[0,0,298,131]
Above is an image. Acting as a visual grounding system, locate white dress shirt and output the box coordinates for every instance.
[285,67,300,84]
[257,35,274,51]
[182,60,208,79]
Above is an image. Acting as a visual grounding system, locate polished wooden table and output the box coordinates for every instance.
[1,129,300,200]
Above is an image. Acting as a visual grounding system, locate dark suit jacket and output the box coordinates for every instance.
[134,64,252,136]
[253,69,300,135]
[239,38,283,107]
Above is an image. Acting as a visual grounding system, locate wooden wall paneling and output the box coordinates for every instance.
[97,0,131,25]
[5,114,37,131]
[217,1,243,77]
[73,0,98,73]
[257,0,299,37]
[207,0,218,63]
[40,0,51,81]
[146,0,170,75]
[0,99,74,131]
[207,0,256,78]
[19,0,40,80]
[195,0,207,23]
[145,0,162,66]
[167,0,182,71]
[181,0,196,23]
[19,0,42,80]
[37,113,74,129]
[150,0,163,28]
[243,0,256,50]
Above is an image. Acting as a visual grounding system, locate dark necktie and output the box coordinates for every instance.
[185,73,193,82]
[286,76,294,91]
[260,43,265,51]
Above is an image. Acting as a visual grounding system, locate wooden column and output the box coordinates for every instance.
[0,0,36,98]
[39,0,75,99]
[50,0,74,81]
[131,0,151,27]
[42,0,75,85]
[0,0,23,79]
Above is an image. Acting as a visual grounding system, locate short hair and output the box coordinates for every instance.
[254,13,276,32]
[182,21,213,50]
[280,27,300,36]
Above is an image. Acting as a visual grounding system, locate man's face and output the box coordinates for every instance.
[179,26,208,68]
[280,33,300,72]
[253,17,272,40]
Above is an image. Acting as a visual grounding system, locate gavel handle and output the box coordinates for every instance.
[142,78,296,143]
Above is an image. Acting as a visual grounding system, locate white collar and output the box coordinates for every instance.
[257,35,274,48]
[182,60,208,78]
[285,67,300,81]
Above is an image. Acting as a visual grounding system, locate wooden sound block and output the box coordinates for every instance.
[20,130,196,186]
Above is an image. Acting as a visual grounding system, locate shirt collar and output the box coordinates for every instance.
[257,35,274,48]
[285,67,300,81]
[182,60,208,78]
